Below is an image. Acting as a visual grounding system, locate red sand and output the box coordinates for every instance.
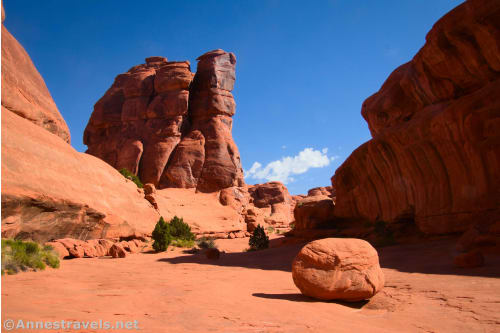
[2,238,499,332]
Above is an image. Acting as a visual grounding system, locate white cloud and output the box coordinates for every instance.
[245,148,337,184]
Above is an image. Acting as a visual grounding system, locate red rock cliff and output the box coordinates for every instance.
[1,8,71,143]
[334,0,500,234]
[84,49,244,192]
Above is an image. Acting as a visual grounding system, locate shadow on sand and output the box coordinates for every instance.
[252,293,369,308]
[158,237,500,278]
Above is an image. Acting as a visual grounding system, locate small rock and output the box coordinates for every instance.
[45,242,69,259]
[205,248,220,260]
[109,244,127,258]
[144,183,156,195]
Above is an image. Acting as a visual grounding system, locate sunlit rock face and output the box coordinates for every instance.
[84,49,244,193]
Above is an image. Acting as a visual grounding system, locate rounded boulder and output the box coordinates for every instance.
[292,238,384,301]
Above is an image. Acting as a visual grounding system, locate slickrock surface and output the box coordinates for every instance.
[1,110,160,243]
[1,11,70,143]
[84,49,244,193]
[2,238,499,332]
[334,0,500,234]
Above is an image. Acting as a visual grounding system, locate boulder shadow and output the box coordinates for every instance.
[252,293,369,308]
[157,242,305,272]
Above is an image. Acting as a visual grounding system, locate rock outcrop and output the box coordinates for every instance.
[292,238,385,301]
[1,10,163,243]
[334,0,500,234]
[1,10,70,143]
[1,110,160,243]
[84,49,244,193]
[294,195,336,231]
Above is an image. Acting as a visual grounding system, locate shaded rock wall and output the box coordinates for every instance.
[84,49,244,193]
[334,0,500,234]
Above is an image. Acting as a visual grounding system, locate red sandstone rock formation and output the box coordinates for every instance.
[1,110,161,243]
[307,186,335,198]
[334,0,500,234]
[294,195,336,231]
[1,10,70,143]
[84,49,244,193]
[292,238,385,301]
[1,9,162,243]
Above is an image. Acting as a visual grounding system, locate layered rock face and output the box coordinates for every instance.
[334,0,500,234]
[1,11,70,143]
[84,49,244,193]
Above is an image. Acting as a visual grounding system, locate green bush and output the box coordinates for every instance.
[169,216,195,241]
[267,226,275,234]
[152,216,195,252]
[119,168,143,188]
[152,217,172,252]
[249,225,269,251]
[1,239,60,275]
[196,237,217,249]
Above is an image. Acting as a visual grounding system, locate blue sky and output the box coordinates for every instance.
[3,0,463,194]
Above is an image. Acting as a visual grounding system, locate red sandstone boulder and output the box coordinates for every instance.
[205,248,221,260]
[454,250,485,268]
[109,244,127,258]
[333,0,500,235]
[248,182,292,208]
[45,242,69,259]
[84,49,244,193]
[294,195,335,231]
[1,12,70,143]
[292,238,385,301]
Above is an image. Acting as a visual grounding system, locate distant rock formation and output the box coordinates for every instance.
[1,7,70,143]
[84,49,244,193]
[334,0,500,235]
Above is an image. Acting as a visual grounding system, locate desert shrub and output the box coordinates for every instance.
[289,222,295,230]
[267,226,275,234]
[249,225,269,251]
[119,168,143,188]
[152,216,195,251]
[196,237,217,249]
[169,216,195,241]
[152,217,172,252]
[1,239,60,275]
[171,239,195,248]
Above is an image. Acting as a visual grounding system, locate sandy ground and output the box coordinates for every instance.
[2,237,500,333]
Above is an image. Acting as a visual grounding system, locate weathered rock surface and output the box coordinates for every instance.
[292,238,385,301]
[1,110,160,243]
[84,49,244,193]
[307,186,335,198]
[1,12,70,143]
[334,0,500,234]
[109,243,127,258]
[294,195,336,231]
